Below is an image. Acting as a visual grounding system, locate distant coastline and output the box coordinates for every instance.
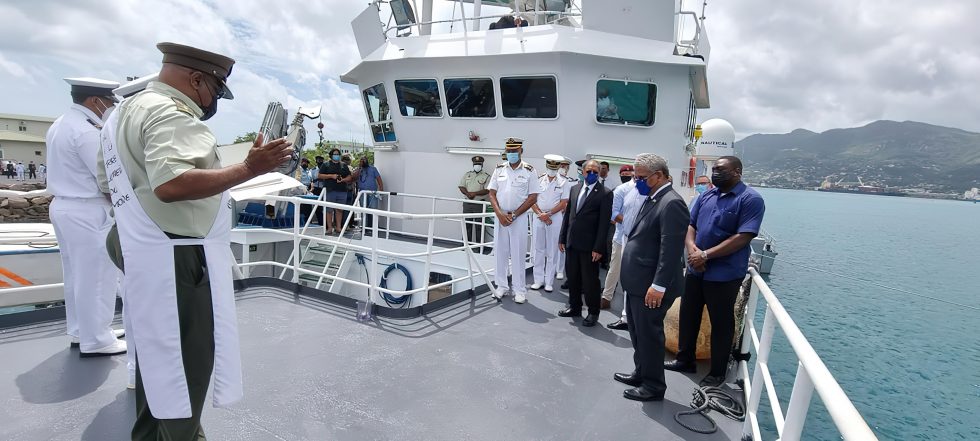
[746,183,979,202]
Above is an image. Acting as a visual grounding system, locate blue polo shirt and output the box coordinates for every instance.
[689,181,765,281]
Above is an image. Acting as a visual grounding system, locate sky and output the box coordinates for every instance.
[0,0,977,143]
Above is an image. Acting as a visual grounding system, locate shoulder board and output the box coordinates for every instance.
[522,162,534,172]
[171,97,196,116]
[85,118,102,130]
[496,162,506,168]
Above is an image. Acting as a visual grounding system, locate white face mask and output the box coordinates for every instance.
[546,168,558,177]
[558,167,568,177]
[473,164,483,173]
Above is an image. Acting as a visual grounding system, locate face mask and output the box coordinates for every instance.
[506,152,520,164]
[547,168,558,177]
[473,164,483,172]
[316,159,323,165]
[711,170,733,188]
[558,168,568,177]
[635,177,651,196]
[360,160,368,167]
[301,163,309,170]
[195,80,219,121]
[620,175,631,184]
[585,171,598,185]
[695,183,708,194]
[93,98,115,122]
[332,155,341,162]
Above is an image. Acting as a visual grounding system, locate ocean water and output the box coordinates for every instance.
[751,188,980,440]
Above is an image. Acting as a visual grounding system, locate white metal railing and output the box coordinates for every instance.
[256,193,507,309]
[675,10,704,54]
[738,267,877,440]
[382,5,582,37]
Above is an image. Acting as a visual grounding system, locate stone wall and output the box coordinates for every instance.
[0,183,51,223]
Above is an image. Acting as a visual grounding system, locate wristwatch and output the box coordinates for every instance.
[700,250,708,260]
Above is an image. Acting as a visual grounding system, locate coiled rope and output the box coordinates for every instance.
[674,386,746,434]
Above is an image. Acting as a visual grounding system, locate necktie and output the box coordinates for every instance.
[577,185,590,212]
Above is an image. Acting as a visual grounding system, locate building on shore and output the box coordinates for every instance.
[0,113,55,167]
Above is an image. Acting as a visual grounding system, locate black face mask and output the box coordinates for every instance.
[195,79,219,121]
[620,175,631,183]
[711,170,734,188]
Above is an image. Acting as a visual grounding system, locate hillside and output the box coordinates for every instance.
[738,120,980,192]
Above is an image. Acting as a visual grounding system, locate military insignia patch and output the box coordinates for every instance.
[172,97,195,116]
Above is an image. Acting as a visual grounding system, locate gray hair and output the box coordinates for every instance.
[634,153,669,176]
[583,159,600,169]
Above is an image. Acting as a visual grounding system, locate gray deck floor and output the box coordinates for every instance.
[0,285,743,440]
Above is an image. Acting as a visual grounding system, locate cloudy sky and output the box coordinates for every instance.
[0,0,976,142]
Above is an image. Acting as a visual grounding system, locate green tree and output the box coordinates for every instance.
[234,132,257,144]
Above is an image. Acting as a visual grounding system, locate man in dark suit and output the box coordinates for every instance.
[613,153,690,401]
[557,159,612,327]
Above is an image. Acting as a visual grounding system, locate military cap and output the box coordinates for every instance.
[113,73,158,98]
[504,137,524,150]
[559,157,572,166]
[575,159,586,167]
[471,156,485,164]
[64,77,120,102]
[157,42,235,99]
[619,164,634,172]
[543,154,564,170]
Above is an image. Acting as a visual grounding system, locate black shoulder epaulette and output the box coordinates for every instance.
[522,162,534,172]
[86,118,102,129]
[496,162,506,168]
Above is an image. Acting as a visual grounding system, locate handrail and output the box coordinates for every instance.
[383,11,582,37]
[740,267,877,440]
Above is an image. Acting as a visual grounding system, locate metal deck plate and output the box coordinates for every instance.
[0,287,742,440]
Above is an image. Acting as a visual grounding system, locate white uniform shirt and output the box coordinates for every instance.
[488,161,541,212]
[45,104,106,198]
[536,174,570,212]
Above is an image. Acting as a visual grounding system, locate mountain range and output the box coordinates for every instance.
[737,120,980,193]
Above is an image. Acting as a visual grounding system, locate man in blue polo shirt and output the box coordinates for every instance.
[664,156,765,387]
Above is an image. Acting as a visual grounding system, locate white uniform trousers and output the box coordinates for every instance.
[531,212,563,287]
[493,213,530,295]
[50,197,120,351]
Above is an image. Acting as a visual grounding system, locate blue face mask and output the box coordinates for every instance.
[332,154,341,162]
[695,183,708,194]
[585,171,599,185]
[506,152,520,164]
[635,177,651,196]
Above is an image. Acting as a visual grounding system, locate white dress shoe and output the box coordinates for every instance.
[556,272,565,280]
[544,285,554,292]
[492,287,507,300]
[80,339,127,358]
[530,283,543,290]
[127,370,136,390]
[71,329,125,348]
[514,293,527,304]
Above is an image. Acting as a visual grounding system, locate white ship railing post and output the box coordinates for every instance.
[782,362,816,440]
[744,306,777,439]
[292,199,300,283]
[461,220,475,293]
[421,216,436,307]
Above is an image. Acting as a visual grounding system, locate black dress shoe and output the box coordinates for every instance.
[614,372,642,387]
[664,360,697,373]
[606,319,628,330]
[582,314,598,327]
[557,307,581,317]
[623,386,664,402]
[560,282,569,289]
[699,375,726,387]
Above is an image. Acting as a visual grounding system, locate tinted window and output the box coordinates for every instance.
[370,123,397,143]
[500,76,558,119]
[443,78,496,118]
[596,79,657,126]
[394,79,442,117]
[362,83,391,123]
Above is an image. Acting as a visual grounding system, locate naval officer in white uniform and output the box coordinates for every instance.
[530,154,570,292]
[555,156,576,281]
[46,77,127,357]
[488,137,541,304]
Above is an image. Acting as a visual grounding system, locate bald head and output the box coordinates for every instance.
[158,63,216,110]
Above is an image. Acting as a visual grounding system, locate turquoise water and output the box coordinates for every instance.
[753,188,980,440]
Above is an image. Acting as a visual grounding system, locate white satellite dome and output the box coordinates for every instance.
[695,118,736,158]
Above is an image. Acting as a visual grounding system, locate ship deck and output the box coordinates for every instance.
[0,282,743,440]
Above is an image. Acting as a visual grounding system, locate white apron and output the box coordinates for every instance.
[101,119,243,419]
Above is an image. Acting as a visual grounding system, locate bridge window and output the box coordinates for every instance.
[394,79,442,117]
[595,79,656,127]
[362,83,397,143]
[444,78,496,118]
[500,76,558,119]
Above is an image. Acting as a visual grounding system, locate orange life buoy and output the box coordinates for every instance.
[688,156,696,187]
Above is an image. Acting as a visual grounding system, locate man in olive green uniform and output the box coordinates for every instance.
[458,155,491,253]
[104,42,292,440]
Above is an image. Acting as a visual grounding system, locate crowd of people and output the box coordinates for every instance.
[477,137,765,401]
[2,160,44,181]
[295,148,385,234]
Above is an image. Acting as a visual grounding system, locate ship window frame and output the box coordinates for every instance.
[594,78,657,128]
[442,77,498,119]
[361,82,397,144]
[393,78,444,118]
[499,75,559,120]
